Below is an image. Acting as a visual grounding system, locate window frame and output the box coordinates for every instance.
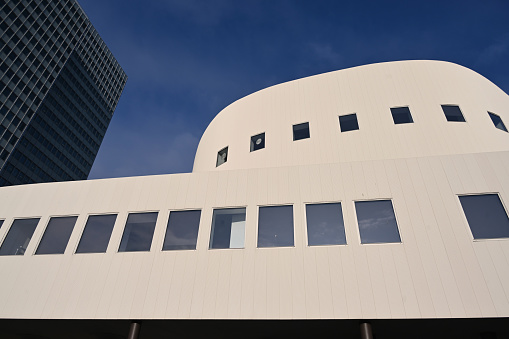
[250,132,266,152]
[209,206,247,250]
[338,113,359,132]
[304,201,347,247]
[0,216,41,256]
[74,212,118,254]
[353,198,402,245]
[117,210,159,253]
[441,104,466,122]
[216,146,228,167]
[34,214,79,255]
[487,111,508,132]
[256,204,295,248]
[457,192,509,241]
[162,208,202,251]
[292,122,310,141]
[390,106,414,124]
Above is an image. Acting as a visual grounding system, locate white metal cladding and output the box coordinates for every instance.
[0,60,508,320]
[193,60,509,172]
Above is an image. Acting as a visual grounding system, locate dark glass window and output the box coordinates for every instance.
[391,106,413,124]
[257,205,294,248]
[118,212,158,252]
[459,194,509,239]
[0,218,40,255]
[293,122,310,141]
[339,113,359,132]
[35,216,77,254]
[209,208,245,249]
[442,105,465,122]
[0,220,3,229]
[216,146,228,167]
[488,112,508,132]
[250,132,265,152]
[163,210,201,250]
[76,214,117,253]
[355,200,401,244]
[306,203,346,246]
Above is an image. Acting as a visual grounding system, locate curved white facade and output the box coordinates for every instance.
[0,60,508,337]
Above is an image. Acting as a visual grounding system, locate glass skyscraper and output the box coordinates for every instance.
[0,0,126,186]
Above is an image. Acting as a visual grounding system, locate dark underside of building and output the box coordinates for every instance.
[1,318,508,339]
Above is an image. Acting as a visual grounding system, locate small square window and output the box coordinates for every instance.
[442,105,465,122]
[36,216,77,255]
[0,218,40,255]
[390,107,413,124]
[216,146,228,167]
[339,113,359,132]
[118,212,158,252]
[163,210,201,250]
[76,214,117,253]
[293,122,310,141]
[488,112,508,132]
[258,205,294,248]
[250,132,265,152]
[306,203,346,246]
[459,194,509,239]
[210,208,246,249]
[355,200,401,244]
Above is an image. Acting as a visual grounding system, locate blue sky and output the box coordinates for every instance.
[80,0,509,179]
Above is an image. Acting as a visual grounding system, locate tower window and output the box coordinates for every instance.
[488,112,508,132]
[209,208,246,249]
[459,194,509,239]
[216,146,228,167]
[339,113,359,132]
[293,122,310,141]
[442,105,465,122]
[390,106,413,124]
[355,200,401,244]
[250,132,265,152]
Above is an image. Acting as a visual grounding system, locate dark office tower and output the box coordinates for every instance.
[0,0,126,186]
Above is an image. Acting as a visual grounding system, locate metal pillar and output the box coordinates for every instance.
[360,321,373,339]
[127,320,141,339]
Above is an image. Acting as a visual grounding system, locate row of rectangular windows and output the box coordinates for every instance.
[0,193,508,256]
[216,105,508,167]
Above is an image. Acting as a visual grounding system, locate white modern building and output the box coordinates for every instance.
[0,60,508,338]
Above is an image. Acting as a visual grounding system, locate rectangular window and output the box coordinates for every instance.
[339,113,359,132]
[0,218,40,255]
[36,216,77,255]
[216,146,228,167]
[306,203,346,246]
[293,122,310,141]
[442,104,465,122]
[390,106,413,124]
[258,205,294,247]
[355,200,401,244]
[76,214,117,253]
[209,208,245,249]
[459,194,509,239]
[118,212,158,252]
[488,112,508,132]
[250,132,265,152]
[163,210,201,250]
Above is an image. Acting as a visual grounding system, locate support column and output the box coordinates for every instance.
[127,320,141,339]
[360,321,373,339]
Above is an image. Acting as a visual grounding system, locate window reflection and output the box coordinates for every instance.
[459,194,509,239]
[76,214,117,253]
[258,205,294,248]
[306,203,346,246]
[163,210,201,251]
[210,208,245,249]
[0,218,40,255]
[36,216,77,255]
[118,212,158,252]
[355,200,401,244]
